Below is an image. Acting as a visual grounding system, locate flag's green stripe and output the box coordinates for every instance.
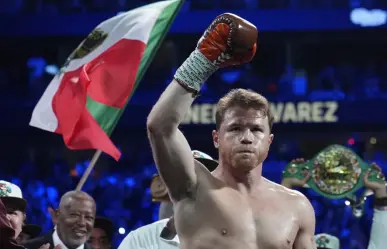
[87,0,184,136]
[132,0,184,89]
[86,96,121,132]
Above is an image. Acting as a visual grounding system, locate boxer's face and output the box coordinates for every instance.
[213,106,273,171]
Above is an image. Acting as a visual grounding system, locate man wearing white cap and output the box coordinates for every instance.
[1,181,63,249]
[0,180,27,249]
[117,150,217,249]
[0,180,27,239]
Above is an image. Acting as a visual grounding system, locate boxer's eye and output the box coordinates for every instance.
[229,126,241,132]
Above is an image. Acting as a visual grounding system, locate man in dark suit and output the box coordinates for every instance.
[17,224,42,244]
[23,191,96,249]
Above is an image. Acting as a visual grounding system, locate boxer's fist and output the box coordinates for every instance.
[150,174,170,202]
[198,13,258,67]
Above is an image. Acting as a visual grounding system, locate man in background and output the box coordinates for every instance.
[0,180,27,240]
[0,180,27,249]
[88,217,114,249]
[23,191,96,249]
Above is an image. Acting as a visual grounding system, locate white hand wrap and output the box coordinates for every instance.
[174,50,218,94]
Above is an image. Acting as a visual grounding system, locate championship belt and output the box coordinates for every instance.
[283,144,385,200]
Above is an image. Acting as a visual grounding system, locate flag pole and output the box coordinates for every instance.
[76,150,103,191]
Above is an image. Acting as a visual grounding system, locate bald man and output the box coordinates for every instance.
[23,191,96,249]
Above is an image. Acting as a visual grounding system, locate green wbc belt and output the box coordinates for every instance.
[283,144,385,199]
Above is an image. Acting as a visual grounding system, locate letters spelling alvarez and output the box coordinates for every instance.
[182,101,339,125]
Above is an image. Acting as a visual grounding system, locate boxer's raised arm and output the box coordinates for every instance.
[147,81,198,202]
[293,195,317,249]
[147,13,257,202]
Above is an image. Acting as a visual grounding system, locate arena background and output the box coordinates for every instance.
[1,0,387,248]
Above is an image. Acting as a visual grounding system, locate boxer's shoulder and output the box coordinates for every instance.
[267,180,313,217]
[263,178,307,200]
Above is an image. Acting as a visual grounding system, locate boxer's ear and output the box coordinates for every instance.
[268,134,274,145]
[212,130,219,148]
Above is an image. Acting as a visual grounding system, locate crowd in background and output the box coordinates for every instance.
[1,41,387,106]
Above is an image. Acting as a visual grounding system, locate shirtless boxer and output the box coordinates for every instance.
[146,13,316,249]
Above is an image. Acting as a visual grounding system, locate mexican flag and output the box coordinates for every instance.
[29,0,183,161]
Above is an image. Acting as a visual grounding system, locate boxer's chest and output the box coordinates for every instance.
[225,192,299,249]
[196,187,299,249]
[251,201,299,249]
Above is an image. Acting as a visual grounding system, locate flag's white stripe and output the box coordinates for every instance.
[29,74,62,131]
[29,0,178,132]
[66,2,173,73]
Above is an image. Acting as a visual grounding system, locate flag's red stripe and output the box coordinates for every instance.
[86,39,146,108]
[52,66,121,160]
[50,40,146,160]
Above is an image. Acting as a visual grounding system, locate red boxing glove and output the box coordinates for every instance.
[173,13,257,94]
[198,13,258,67]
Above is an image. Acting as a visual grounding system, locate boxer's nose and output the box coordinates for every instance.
[240,130,253,144]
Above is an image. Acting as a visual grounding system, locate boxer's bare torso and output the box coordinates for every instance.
[147,82,316,249]
[174,162,309,249]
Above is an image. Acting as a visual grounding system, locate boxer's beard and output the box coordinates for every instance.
[231,153,259,172]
